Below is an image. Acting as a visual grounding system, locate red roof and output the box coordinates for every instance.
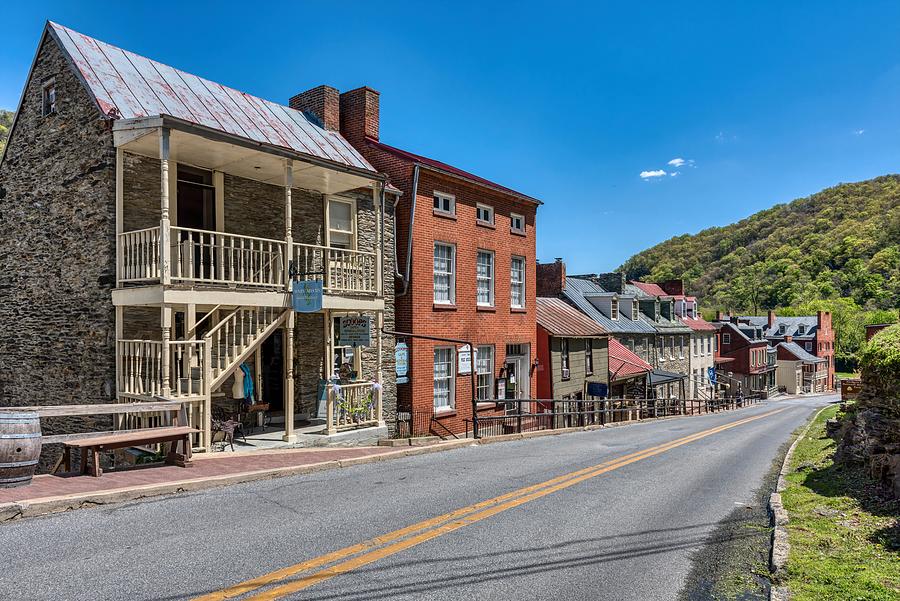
[631,281,669,297]
[681,316,717,332]
[608,339,653,381]
[537,298,607,337]
[367,138,540,204]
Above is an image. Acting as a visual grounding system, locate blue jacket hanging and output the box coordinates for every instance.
[240,363,255,404]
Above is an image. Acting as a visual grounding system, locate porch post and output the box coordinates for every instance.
[374,185,383,296]
[159,128,172,286]
[376,310,385,426]
[115,148,123,284]
[282,311,296,442]
[161,304,172,396]
[284,159,293,290]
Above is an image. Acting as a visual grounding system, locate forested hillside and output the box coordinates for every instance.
[0,109,13,154]
[620,175,900,312]
[620,175,900,368]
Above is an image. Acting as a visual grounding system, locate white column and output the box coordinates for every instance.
[161,304,172,396]
[115,148,124,285]
[284,159,293,290]
[374,185,383,297]
[159,128,172,285]
[282,311,296,442]
[376,310,385,427]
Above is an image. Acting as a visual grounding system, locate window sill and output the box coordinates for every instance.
[476,305,496,312]
[510,307,527,313]
[433,408,457,418]
[433,303,457,311]
[476,221,496,229]
[433,209,457,220]
[510,229,526,237]
[476,402,498,411]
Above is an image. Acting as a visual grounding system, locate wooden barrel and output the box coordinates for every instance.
[0,412,42,488]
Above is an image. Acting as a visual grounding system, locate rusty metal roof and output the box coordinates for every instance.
[47,22,374,173]
[536,298,607,337]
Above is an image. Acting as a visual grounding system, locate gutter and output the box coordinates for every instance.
[397,163,420,298]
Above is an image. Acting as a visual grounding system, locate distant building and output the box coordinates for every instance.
[775,337,827,394]
[713,318,777,397]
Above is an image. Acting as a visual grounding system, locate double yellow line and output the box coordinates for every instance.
[196,408,782,601]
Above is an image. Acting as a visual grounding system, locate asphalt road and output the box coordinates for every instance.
[0,394,834,601]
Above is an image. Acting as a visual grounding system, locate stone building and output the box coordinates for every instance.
[0,22,397,451]
[291,84,542,437]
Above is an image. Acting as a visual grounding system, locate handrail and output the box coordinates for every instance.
[171,226,284,246]
[184,305,222,340]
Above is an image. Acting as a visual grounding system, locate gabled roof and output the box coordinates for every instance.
[623,283,691,334]
[740,315,819,339]
[562,278,656,334]
[608,339,653,381]
[536,298,607,338]
[367,138,541,205]
[778,342,825,363]
[631,281,669,298]
[681,316,717,332]
[44,22,374,173]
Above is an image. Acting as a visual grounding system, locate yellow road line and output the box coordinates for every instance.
[198,409,782,601]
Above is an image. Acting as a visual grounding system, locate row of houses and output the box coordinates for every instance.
[0,22,835,449]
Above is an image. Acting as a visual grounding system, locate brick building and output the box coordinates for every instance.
[713,318,777,396]
[291,85,542,435]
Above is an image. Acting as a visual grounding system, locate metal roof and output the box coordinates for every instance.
[681,316,718,332]
[739,315,819,339]
[47,22,374,173]
[631,281,670,298]
[622,284,692,334]
[608,339,652,381]
[367,139,541,205]
[536,298,607,338]
[778,342,825,363]
[562,278,656,335]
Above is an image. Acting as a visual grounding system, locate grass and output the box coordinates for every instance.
[781,404,900,600]
[835,371,860,380]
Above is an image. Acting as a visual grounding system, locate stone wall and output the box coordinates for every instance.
[0,35,116,467]
[122,153,160,231]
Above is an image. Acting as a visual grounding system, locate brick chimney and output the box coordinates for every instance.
[340,86,380,147]
[290,85,340,131]
[768,310,776,329]
[537,259,566,297]
[658,279,685,296]
[715,310,724,321]
[784,335,793,343]
[594,273,625,294]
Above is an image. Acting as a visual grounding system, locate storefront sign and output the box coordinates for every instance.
[457,345,476,375]
[292,280,323,313]
[496,377,507,400]
[395,342,409,384]
[338,316,371,348]
[707,367,717,385]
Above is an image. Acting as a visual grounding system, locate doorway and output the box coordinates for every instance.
[176,165,217,278]
[504,343,530,414]
[261,330,284,413]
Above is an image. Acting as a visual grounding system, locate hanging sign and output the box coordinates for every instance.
[292,280,323,313]
[395,342,409,384]
[338,316,371,348]
[587,382,609,398]
[707,367,717,385]
[496,377,507,400]
[458,345,476,375]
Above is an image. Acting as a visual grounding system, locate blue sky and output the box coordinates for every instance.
[3,2,900,272]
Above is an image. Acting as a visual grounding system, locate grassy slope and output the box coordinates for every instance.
[782,404,899,600]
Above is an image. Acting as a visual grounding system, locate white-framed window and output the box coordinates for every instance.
[657,337,665,361]
[331,314,362,378]
[433,347,455,410]
[628,338,635,352]
[327,198,355,249]
[692,337,697,357]
[476,250,494,306]
[610,298,619,320]
[476,345,494,401]
[433,242,456,305]
[510,256,525,309]
[42,79,57,116]
[805,341,813,352]
[798,325,806,335]
[585,339,594,375]
[433,191,455,216]
[679,336,685,359]
[723,333,731,345]
[670,336,676,359]
[706,335,712,355]
[476,203,494,225]
[632,300,639,320]
[510,213,525,234]
[560,338,570,378]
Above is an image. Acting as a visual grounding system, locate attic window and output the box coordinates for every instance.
[610,298,619,320]
[797,325,806,335]
[779,324,786,334]
[632,300,639,321]
[42,79,57,116]
[723,333,731,345]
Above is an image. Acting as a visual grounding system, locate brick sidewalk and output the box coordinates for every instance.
[0,446,400,506]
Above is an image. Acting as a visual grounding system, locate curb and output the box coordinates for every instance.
[0,402,763,523]
[767,402,834,599]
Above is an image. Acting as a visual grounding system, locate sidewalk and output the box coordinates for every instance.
[0,441,471,522]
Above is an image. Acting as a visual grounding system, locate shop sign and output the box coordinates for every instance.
[395,342,409,384]
[338,316,371,348]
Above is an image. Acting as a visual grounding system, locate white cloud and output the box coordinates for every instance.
[640,169,667,179]
[854,129,865,135]
[670,171,680,177]
[668,158,686,167]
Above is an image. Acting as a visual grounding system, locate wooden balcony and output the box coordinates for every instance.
[118,226,377,295]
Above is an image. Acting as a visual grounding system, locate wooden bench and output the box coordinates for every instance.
[61,426,197,477]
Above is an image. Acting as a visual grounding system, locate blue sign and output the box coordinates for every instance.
[707,367,717,385]
[395,342,409,384]
[587,382,608,398]
[292,280,323,313]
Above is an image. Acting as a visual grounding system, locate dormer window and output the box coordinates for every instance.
[610,298,619,320]
[798,325,806,335]
[42,79,57,116]
[779,324,786,334]
[632,300,639,321]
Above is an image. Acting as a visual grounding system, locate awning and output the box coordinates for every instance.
[649,369,686,386]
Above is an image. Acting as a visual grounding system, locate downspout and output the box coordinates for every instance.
[397,163,420,298]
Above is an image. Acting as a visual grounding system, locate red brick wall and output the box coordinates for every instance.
[815,311,835,390]
[289,85,340,131]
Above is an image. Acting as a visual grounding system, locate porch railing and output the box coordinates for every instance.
[118,226,162,282]
[326,381,379,434]
[294,243,377,295]
[172,227,285,287]
[117,339,206,399]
